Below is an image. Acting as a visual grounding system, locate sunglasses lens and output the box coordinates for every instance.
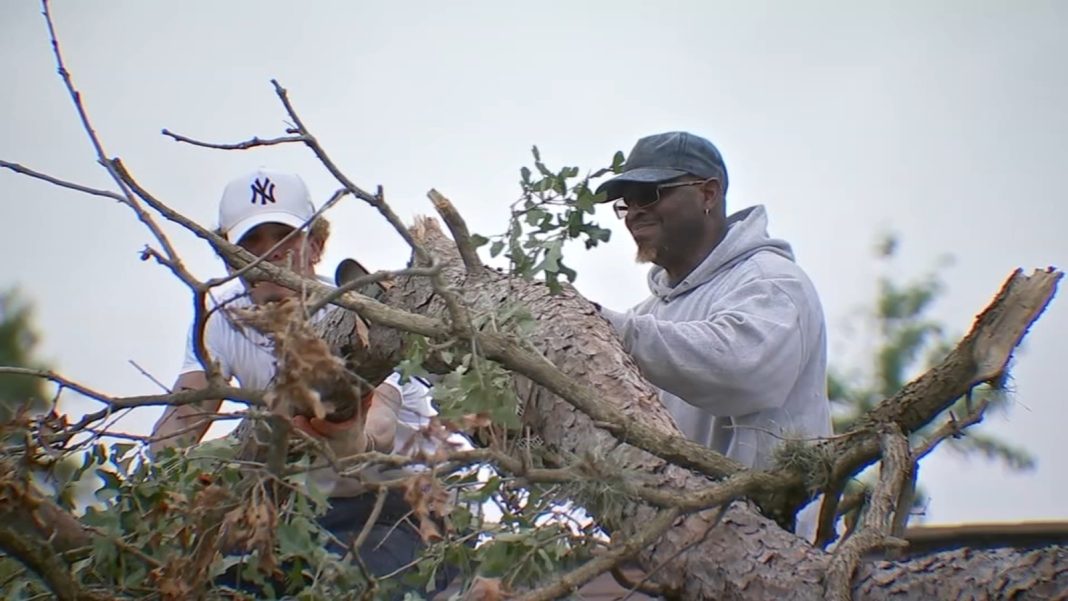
[612,201,627,219]
[625,186,659,208]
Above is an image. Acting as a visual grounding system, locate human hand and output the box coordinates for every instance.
[292,413,360,441]
[293,410,369,456]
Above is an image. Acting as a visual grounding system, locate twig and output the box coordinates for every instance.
[890,462,918,541]
[611,565,668,598]
[428,189,483,273]
[127,360,170,393]
[34,3,214,383]
[105,158,453,341]
[41,0,183,268]
[824,424,911,601]
[307,264,442,315]
[619,504,729,601]
[0,367,260,411]
[914,398,991,462]
[513,507,682,601]
[203,187,350,288]
[350,487,389,557]
[0,160,124,202]
[269,81,473,334]
[815,478,848,549]
[160,129,303,150]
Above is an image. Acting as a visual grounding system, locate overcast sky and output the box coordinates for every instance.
[2,1,1065,525]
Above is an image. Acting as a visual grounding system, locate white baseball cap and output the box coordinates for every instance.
[217,168,317,243]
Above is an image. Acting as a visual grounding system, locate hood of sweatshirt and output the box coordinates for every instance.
[646,205,794,302]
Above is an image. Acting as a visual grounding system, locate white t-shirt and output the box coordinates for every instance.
[179,281,470,465]
[181,280,438,422]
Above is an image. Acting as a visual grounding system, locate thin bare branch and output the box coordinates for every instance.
[914,398,991,462]
[0,367,258,409]
[815,479,848,549]
[513,507,682,601]
[106,158,453,342]
[161,129,304,149]
[41,0,183,267]
[203,187,350,289]
[619,505,730,601]
[350,486,388,555]
[307,264,441,315]
[128,359,170,393]
[0,160,124,201]
[268,81,473,334]
[611,565,669,599]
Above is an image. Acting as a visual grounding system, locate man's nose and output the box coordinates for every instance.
[624,203,649,225]
[267,245,294,264]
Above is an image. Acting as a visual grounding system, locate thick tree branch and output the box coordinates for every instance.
[818,268,1062,528]
[0,526,97,601]
[428,188,484,273]
[825,424,910,600]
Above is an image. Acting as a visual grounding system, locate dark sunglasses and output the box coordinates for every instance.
[611,178,713,219]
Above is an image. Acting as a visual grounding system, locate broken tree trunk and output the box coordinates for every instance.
[315,216,1065,600]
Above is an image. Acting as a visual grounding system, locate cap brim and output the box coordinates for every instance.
[593,167,688,200]
[226,211,310,244]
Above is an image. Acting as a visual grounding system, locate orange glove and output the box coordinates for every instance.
[293,390,376,454]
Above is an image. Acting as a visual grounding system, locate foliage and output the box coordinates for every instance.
[470,146,623,293]
[0,149,1049,598]
[0,287,50,422]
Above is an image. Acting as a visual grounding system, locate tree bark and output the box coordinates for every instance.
[318,217,1066,600]
[1,216,1062,599]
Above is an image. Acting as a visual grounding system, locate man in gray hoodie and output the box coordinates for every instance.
[595,131,832,537]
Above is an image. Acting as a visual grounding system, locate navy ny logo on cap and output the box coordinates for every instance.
[250,177,277,205]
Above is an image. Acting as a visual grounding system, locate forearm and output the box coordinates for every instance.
[149,371,219,456]
[149,401,220,455]
[602,309,803,415]
[364,403,398,452]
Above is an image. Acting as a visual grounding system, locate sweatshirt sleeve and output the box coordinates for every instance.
[601,278,805,416]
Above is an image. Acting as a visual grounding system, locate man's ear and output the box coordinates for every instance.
[700,180,726,203]
[701,179,723,212]
[309,236,325,264]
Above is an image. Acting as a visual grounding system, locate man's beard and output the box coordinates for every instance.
[635,243,658,264]
[634,222,702,267]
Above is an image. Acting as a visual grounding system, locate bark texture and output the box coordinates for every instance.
[1,217,1063,600]
[317,217,1066,600]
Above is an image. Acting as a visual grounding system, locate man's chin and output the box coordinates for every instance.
[250,285,295,305]
[635,245,658,264]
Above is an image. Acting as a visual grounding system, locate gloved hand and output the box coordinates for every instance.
[293,390,375,457]
[294,385,406,456]
[294,413,368,457]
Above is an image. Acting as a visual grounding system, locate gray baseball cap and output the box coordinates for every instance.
[595,131,729,200]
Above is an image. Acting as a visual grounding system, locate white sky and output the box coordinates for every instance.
[1,1,1065,525]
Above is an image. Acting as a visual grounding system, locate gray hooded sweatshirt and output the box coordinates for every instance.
[601,205,832,473]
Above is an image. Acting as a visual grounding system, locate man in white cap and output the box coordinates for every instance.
[151,168,459,597]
